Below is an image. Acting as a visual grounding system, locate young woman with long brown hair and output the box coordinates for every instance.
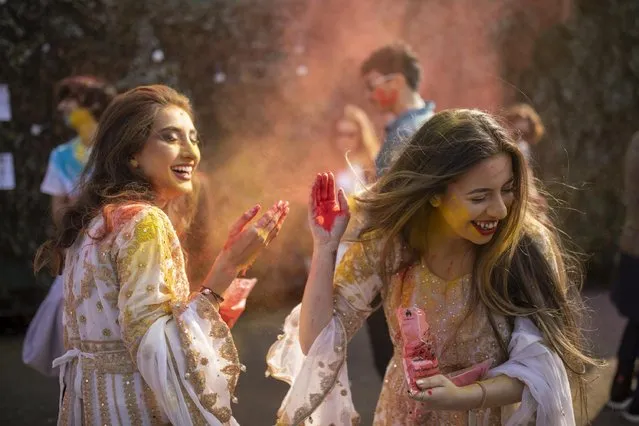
[35,85,289,425]
[267,109,596,425]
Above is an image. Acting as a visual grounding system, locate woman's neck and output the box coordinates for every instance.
[154,195,168,211]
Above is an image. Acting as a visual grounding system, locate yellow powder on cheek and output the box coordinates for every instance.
[441,196,471,228]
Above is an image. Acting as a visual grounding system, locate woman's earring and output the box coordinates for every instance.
[130,159,139,168]
[430,196,441,208]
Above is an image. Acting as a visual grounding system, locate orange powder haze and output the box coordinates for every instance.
[192,0,572,310]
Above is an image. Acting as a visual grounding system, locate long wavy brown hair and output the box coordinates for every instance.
[35,85,199,275]
[355,109,597,411]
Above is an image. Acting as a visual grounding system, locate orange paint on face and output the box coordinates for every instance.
[372,87,398,109]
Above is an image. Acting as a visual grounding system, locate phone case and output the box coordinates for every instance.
[396,306,440,393]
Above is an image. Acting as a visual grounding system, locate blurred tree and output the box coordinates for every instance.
[499,0,639,285]
[0,0,305,317]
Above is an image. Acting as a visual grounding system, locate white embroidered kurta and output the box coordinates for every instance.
[56,203,242,426]
[267,230,575,425]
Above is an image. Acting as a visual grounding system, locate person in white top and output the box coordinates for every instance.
[23,76,116,377]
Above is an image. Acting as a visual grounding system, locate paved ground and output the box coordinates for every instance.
[0,289,632,425]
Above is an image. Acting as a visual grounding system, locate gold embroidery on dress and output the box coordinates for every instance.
[371,265,510,425]
[195,296,217,319]
[80,258,97,300]
[81,364,95,424]
[200,392,218,411]
[123,373,143,425]
[211,321,228,339]
[276,233,511,425]
[211,406,232,424]
[60,386,71,425]
[280,318,348,426]
[121,302,171,357]
[217,335,240,395]
[142,381,165,426]
[219,336,239,364]
[96,372,112,425]
[59,206,239,426]
[168,345,211,426]
[103,289,119,310]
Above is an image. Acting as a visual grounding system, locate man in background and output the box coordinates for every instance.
[358,42,435,378]
[361,42,435,175]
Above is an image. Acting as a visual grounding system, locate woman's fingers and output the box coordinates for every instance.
[337,188,349,215]
[229,204,261,236]
[320,173,329,200]
[327,172,336,201]
[265,204,290,245]
[255,201,288,242]
[309,175,320,212]
[416,374,448,390]
[260,202,287,234]
[255,202,280,229]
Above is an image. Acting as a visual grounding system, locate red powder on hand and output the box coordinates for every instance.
[314,199,342,232]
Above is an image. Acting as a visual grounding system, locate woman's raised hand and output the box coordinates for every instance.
[221,200,289,274]
[308,172,350,249]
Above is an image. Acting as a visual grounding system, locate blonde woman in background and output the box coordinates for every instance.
[333,104,379,196]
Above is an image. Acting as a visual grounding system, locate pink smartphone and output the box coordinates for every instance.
[396,307,493,389]
[396,307,440,393]
[448,358,493,386]
[396,307,492,420]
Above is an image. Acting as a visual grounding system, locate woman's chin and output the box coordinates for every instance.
[464,232,495,246]
[157,183,194,203]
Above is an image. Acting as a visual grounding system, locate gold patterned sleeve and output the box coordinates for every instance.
[266,240,383,425]
[332,240,385,341]
[115,206,241,426]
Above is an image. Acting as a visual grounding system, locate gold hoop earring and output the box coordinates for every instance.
[130,159,139,168]
[430,197,441,208]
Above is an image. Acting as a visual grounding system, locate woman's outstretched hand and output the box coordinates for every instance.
[221,200,289,275]
[308,172,350,249]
